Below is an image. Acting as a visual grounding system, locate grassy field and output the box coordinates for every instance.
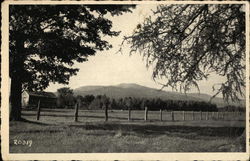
[9,109,246,153]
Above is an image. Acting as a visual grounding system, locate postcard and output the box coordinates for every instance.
[1,0,249,160]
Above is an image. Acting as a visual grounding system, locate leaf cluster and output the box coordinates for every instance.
[9,5,135,91]
[124,4,245,102]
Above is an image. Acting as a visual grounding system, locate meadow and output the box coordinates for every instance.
[9,109,246,153]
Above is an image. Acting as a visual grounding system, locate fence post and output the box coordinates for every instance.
[217,111,219,120]
[105,105,108,121]
[192,111,194,120]
[200,111,202,120]
[171,111,174,121]
[205,112,208,120]
[74,102,79,122]
[160,109,162,121]
[183,111,185,121]
[128,108,131,121]
[36,100,41,120]
[212,112,214,120]
[144,107,148,121]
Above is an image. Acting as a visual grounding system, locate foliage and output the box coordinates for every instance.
[87,95,218,112]
[83,95,95,104]
[220,105,245,112]
[124,4,245,102]
[89,95,110,110]
[102,95,111,108]
[124,97,133,109]
[76,94,95,108]
[10,5,134,91]
[57,87,75,108]
[9,4,135,120]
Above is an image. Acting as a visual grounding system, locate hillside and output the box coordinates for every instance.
[74,83,245,107]
[74,83,199,100]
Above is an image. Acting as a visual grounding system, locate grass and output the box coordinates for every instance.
[9,109,246,153]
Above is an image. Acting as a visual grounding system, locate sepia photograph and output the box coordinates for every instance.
[1,0,249,160]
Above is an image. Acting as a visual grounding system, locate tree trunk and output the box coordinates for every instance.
[10,76,22,121]
[36,100,41,120]
[10,34,25,121]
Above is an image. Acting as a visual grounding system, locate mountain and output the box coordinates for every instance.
[74,83,245,107]
[74,83,198,100]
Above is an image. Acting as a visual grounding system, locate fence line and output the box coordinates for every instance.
[35,102,245,122]
[123,110,244,121]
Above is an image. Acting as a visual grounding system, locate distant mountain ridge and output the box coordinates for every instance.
[74,83,245,108]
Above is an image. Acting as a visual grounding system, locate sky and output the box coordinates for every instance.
[45,4,227,97]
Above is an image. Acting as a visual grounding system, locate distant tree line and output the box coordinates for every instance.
[56,88,244,112]
[219,105,245,112]
[56,88,220,111]
[89,96,219,112]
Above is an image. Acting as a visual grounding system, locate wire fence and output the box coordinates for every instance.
[29,102,245,122]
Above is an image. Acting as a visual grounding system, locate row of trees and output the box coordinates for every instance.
[88,95,219,112]
[56,87,93,108]
[56,88,245,112]
[220,105,245,112]
[56,88,219,111]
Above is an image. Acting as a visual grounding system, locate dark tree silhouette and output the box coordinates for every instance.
[57,87,75,108]
[110,98,117,110]
[9,5,135,120]
[124,4,245,102]
[82,95,95,107]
